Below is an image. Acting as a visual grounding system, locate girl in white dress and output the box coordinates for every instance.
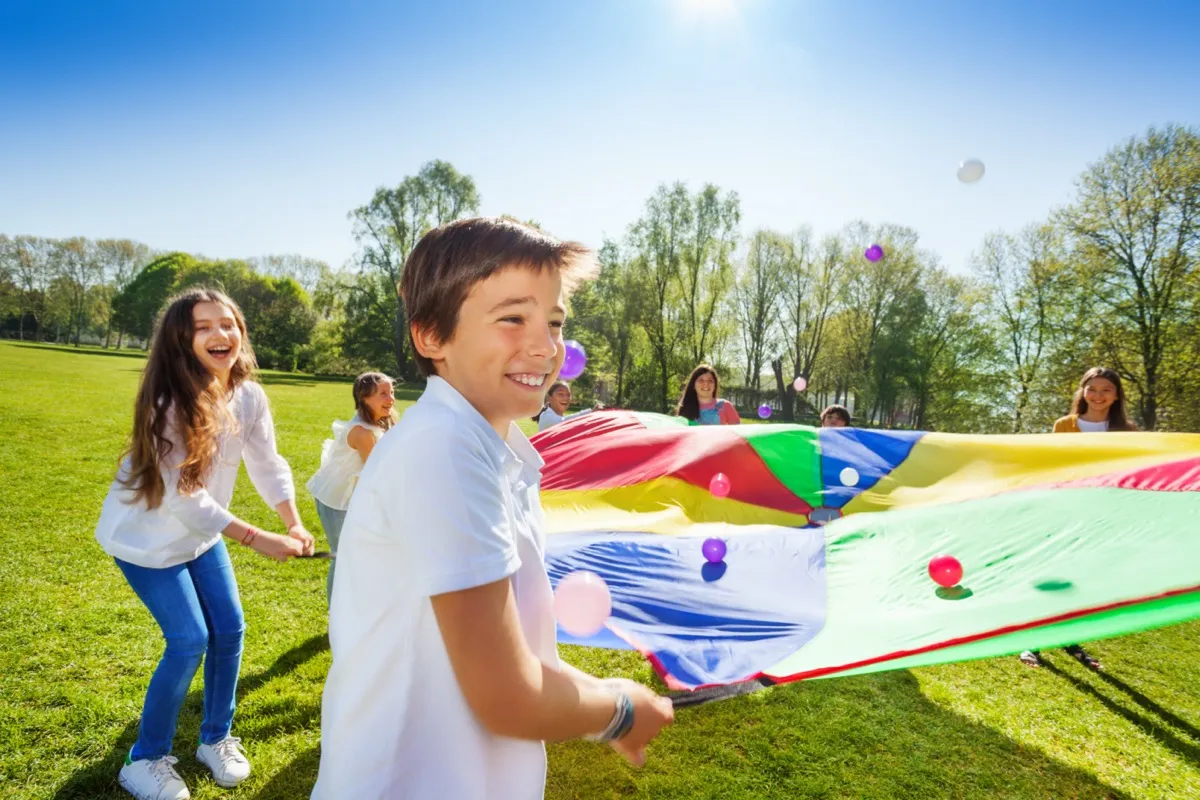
[307,372,396,602]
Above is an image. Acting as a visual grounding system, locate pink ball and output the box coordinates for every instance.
[708,472,732,498]
[793,377,807,392]
[928,554,963,588]
[554,571,612,636]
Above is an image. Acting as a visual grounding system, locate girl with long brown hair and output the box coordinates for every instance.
[307,371,397,603]
[1020,366,1136,671]
[675,364,741,425]
[95,287,314,800]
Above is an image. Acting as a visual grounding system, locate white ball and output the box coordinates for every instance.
[957,159,985,183]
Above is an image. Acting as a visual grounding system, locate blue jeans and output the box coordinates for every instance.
[116,539,245,760]
[314,499,348,605]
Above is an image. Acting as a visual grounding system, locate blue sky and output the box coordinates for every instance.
[2,0,1198,274]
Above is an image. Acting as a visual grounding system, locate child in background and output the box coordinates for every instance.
[1019,366,1136,670]
[820,405,851,428]
[675,364,740,425]
[533,381,598,431]
[95,287,314,800]
[307,371,397,603]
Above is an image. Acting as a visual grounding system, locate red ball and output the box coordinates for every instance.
[928,554,963,588]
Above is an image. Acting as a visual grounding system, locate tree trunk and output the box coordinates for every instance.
[1141,380,1157,431]
[770,358,796,422]
[659,353,669,414]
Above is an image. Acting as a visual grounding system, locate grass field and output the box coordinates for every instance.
[2,340,1198,799]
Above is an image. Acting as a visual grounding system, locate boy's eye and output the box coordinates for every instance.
[550,320,564,329]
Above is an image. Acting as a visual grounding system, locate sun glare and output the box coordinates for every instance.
[671,0,743,21]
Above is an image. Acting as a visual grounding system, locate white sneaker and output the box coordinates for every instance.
[118,754,190,800]
[196,736,251,788]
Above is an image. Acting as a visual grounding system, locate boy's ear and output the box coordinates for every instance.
[410,323,444,363]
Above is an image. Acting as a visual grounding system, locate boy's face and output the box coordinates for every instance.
[422,266,566,436]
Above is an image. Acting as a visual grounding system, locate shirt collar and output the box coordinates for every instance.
[421,376,544,485]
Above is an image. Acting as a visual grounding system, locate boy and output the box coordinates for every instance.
[312,218,674,799]
[820,404,851,428]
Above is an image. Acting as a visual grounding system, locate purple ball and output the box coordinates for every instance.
[702,537,727,564]
[757,403,772,419]
[560,340,587,381]
[865,244,884,262]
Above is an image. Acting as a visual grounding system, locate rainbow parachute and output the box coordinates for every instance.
[534,411,1200,690]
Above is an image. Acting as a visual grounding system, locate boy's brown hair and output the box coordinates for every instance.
[820,404,851,426]
[400,217,596,378]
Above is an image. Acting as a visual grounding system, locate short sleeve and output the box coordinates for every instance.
[719,400,741,425]
[384,426,520,597]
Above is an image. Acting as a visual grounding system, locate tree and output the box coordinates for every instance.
[906,269,983,430]
[53,237,103,346]
[247,254,330,296]
[734,230,784,393]
[972,225,1066,432]
[1061,124,1200,430]
[96,239,152,348]
[629,183,691,411]
[349,160,480,379]
[4,236,52,340]
[0,236,17,329]
[678,184,740,365]
[771,230,843,421]
[572,239,649,406]
[837,222,922,424]
[112,253,194,346]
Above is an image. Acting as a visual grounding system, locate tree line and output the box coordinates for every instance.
[2,125,1196,432]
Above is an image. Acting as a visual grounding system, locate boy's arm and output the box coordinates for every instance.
[431,578,616,742]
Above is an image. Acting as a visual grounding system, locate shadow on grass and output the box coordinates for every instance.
[5,342,148,360]
[50,634,329,800]
[247,744,322,800]
[1044,662,1200,768]
[257,373,350,388]
[548,668,1131,800]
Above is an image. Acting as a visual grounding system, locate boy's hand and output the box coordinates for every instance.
[605,681,674,767]
[287,524,316,556]
[252,531,306,562]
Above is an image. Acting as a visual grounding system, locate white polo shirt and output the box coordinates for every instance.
[312,377,559,800]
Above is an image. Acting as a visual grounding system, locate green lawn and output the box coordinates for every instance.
[2,340,1198,800]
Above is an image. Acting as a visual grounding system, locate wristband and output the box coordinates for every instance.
[241,527,259,547]
[585,690,635,742]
